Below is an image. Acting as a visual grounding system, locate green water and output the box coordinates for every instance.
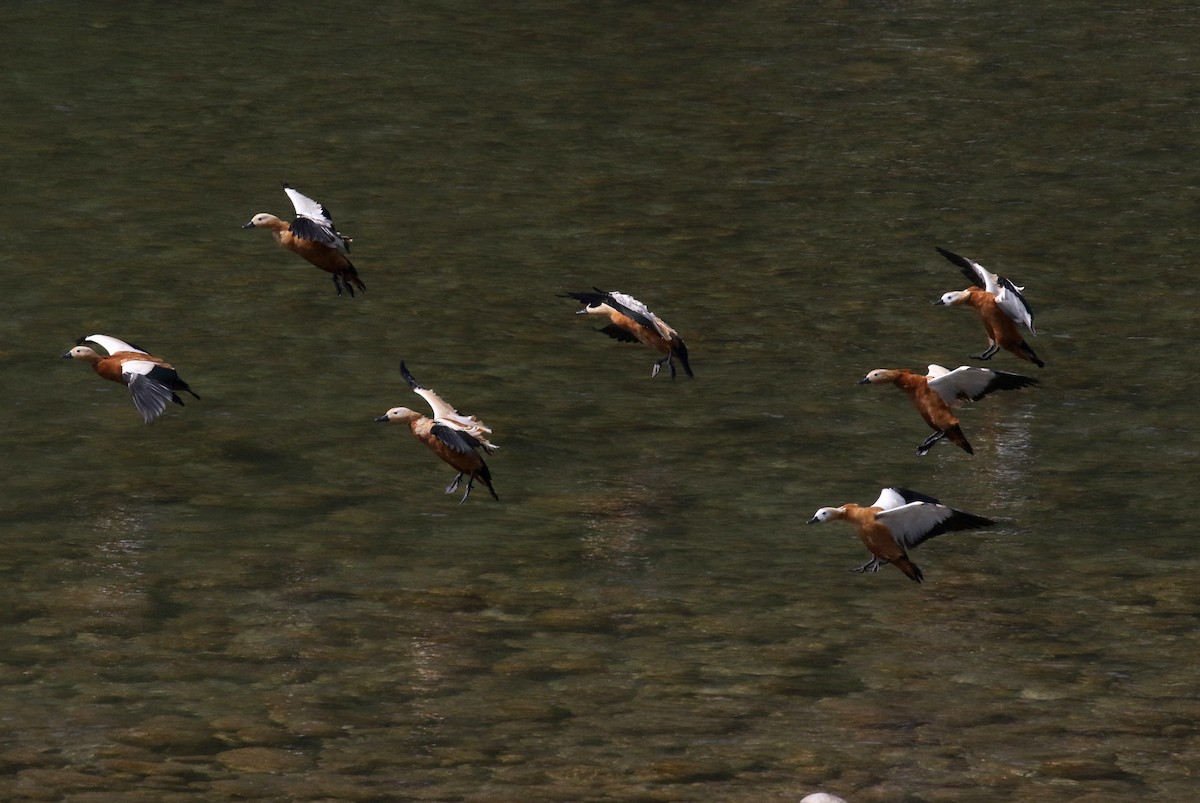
[2,1,1198,800]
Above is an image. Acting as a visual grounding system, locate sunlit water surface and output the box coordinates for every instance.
[2,2,1198,800]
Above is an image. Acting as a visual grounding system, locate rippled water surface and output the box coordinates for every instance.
[3,1,1199,800]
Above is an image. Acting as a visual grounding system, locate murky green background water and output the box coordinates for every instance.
[2,1,1198,800]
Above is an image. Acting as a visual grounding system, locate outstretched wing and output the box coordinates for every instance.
[606,290,673,340]
[564,288,668,336]
[937,247,999,294]
[877,501,994,549]
[124,364,175,423]
[430,423,486,455]
[925,363,951,380]
[79,334,148,356]
[871,487,944,511]
[927,365,1039,405]
[283,183,349,252]
[994,277,1036,334]
[561,289,610,307]
[939,247,1035,333]
[400,362,496,446]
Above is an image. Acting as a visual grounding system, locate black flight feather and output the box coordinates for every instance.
[976,371,1039,400]
[912,509,996,547]
[936,247,985,288]
[431,424,484,455]
[400,361,421,391]
[127,375,175,423]
[889,487,945,506]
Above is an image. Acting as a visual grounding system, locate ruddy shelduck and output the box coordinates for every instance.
[62,334,199,423]
[934,247,1043,367]
[808,486,995,583]
[243,183,366,297]
[376,362,499,504]
[858,364,1038,455]
[563,288,693,378]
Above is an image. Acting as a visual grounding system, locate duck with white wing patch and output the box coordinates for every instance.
[808,487,995,583]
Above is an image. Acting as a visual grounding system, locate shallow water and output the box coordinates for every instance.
[2,1,1198,800]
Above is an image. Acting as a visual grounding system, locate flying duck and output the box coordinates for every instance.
[243,183,366,297]
[934,247,1043,367]
[62,334,199,423]
[807,486,995,583]
[375,362,498,504]
[858,364,1038,455]
[562,288,693,378]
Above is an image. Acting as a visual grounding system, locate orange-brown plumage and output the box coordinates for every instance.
[952,287,1043,367]
[808,487,996,583]
[859,365,1038,456]
[244,184,366,297]
[860,369,973,455]
[62,335,199,423]
[835,505,923,581]
[563,288,693,378]
[89,350,169,383]
[934,247,1043,367]
[408,417,489,477]
[376,362,499,504]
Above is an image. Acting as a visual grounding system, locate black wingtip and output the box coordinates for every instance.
[890,487,944,506]
[935,246,969,266]
[400,361,420,390]
[994,371,1040,392]
[280,181,292,189]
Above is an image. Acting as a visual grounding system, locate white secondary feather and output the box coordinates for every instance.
[924,364,951,380]
[283,185,332,225]
[83,334,146,356]
[412,385,497,449]
[994,281,1036,334]
[959,253,1001,296]
[927,365,999,405]
[120,359,158,378]
[875,501,954,549]
[869,487,910,511]
[963,254,1036,334]
[926,362,1012,400]
[940,248,1036,334]
[283,185,348,252]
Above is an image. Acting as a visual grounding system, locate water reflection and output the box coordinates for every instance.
[577,475,659,570]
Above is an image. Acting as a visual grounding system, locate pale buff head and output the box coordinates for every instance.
[806,506,846,525]
[935,289,971,307]
[858,369,900,385]
[375,406,421,424]
[242,213,286,230]
[62,345,101,363]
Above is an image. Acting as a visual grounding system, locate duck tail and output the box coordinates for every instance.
[895,557,924,584]
[175,379,200,400]
[343,261,367,295]
[1020,341,1045,368]
[945,425,974,455]
[674,340,694,377]
[476,461,500,502]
